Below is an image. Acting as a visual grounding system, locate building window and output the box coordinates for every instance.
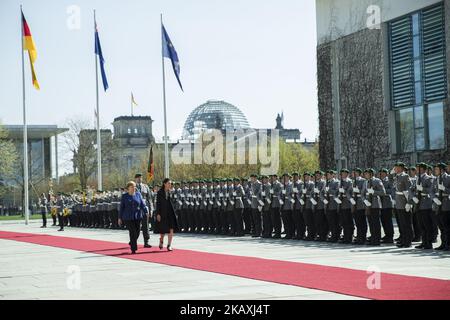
[389,3,447,153]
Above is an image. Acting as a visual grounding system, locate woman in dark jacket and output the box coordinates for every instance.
[155,178,178,251]
[119,181,148,254]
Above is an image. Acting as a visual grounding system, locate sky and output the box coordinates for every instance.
[0,0,318,145]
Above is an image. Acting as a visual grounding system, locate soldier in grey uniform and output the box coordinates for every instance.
[314,170,328,241]
[199,180,208,233]
[408,167,422,242]
[292,172,305,240]
[260,175,272,238]
[219,179,228,235]
[242,178,253,235]
[325,170,340,243]
[362,168,385,246]
[39,193,48,228]
[111,189,121,229]
[270,174,283,239]
[379,168,395,243]
[281,173,295,239]
[173,182,184,233]
[232,178,245,237]
[394,162,414,248]
[224,179,234,235]
[303,172,316,241]
[135,173,152,248]
[414,163,435,250]
[352,168,367,245]
[433,162,449,251]
[213,179,222,234]
[205,180,214,234]
[339,169,354,244]
[56,193,65,231]
[250,174,262,237]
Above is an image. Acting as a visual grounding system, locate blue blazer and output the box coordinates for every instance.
[119,192,148,221]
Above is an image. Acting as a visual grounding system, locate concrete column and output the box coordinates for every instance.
[54,135,59,184]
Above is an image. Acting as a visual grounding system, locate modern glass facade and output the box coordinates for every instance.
[182,100,251,140]
[389,3,447,153]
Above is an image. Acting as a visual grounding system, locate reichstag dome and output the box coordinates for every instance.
[182,100,251,140]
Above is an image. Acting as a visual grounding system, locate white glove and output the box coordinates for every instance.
[339,188,345,193]
[314,188,320,194]
[412,197,419,204]
[433,198,442,206]
[403,191,409,198]
[364,200,372,207]
[392,200,396,207]
[350,198,356,206]
[302,189,307,195]
[290,199,295,204]
[279,200,284,206]
[417,184,423,192]
[325,187,329,192]
[299,199,305,206]
[354,187,360,194]
[293,188,298,193]
[323,199,329,205]
[310,198,317,205]
[334,198,342,204]
[405,204,412,212]
[438,184,445,191]
[258,200,264,206]
[258,206,263,212]
[282,190,286,195]
[261,192,266,197]
[368,188,375,195]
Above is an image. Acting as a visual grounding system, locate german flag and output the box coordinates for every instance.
[147,145,154,182]
[22,10,39,90]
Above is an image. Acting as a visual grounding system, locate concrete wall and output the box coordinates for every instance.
[316,0,442,45]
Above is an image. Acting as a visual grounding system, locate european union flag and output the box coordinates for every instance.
[95,20,109,91]
[162,24,183,91]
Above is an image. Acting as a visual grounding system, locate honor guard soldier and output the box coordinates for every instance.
[281,173,295,239]
[260,175,272,238]
[363,168,385,246]
[135,173,151,248]
[56,192,65,231]
[206,180,214,234]
[249,174,262,237]
[415,163,434,250]
[232,178,245,237]
[199,180,208,233]
[223,178,233,235]
[408,166,422,243]
[181,181,190,233]
[111,189,121,229]
[314,171,328,242]
[174,182,184,232]
[270,174,283,239]
[213,179,222,234]
[325,170,341,243]
[339,169,354,244]
[303,172,316,241]
[242,178,253,235]
[218,179,227,235]
[433,163,449,251]
[39,193,48,228]
[352,168,367,245]
[379,168,395,243]
[292,172,305,240]
[394,162,414,248]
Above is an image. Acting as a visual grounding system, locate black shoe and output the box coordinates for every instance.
[381,239,394,244]
[167,245,173,252]
[273,235,281,239]
[144,243,152,248]
[435,245,445,251]
[423,245,433,250]
[58,228,64,231]
[131,250,136,254]
[412,237,421,243]
[40,225,46,228]
[159,241,164,250]
[415,244,425,249]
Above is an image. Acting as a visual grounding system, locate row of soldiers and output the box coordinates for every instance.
[41,161,450,251]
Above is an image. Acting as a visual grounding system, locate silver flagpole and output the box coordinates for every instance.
[161,14,169,178]
[131,92,133,116]
[21,5,29,225]
[94,9,102,191]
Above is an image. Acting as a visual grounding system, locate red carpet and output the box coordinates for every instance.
[0,230,449,300]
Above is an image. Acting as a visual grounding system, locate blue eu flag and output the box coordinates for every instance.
[95,20,109,92]
[162,23,183,92]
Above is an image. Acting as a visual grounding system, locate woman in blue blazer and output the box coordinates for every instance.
[119,181,148,254]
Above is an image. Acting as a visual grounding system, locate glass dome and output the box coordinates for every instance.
[182,100,251,140]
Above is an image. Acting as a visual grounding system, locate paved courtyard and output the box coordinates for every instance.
[0,220,448,300]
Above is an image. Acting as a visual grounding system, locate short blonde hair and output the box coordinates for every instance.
[126,181,136,189]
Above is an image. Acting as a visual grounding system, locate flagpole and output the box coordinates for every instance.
[21,5,29,225]
[161,14,169,178]
[131,92,133,116]
[94,9,103,191]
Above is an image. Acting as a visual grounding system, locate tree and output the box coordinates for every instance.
[0,122,18,198]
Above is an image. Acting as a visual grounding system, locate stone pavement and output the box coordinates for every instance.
[0,220,448,300]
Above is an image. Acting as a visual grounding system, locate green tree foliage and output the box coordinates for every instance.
[0,123,18,197]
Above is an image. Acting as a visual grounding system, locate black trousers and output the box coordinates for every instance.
[394,209,402,239]
[418,209,433,246]
[252,209,263,237]
[340,209,354,242]
[243,208,252,234]
[354,209,368,242]
[195,209,202,232]
[188,208,195,232]
[233,208,244,236]
[57,214,64,230]
[141,213,150,243]
[281,210,294,238]
[293,208,305,239]
[220,210,229,234]
[326,210,339,241]
[303,208,315,239]
[261,210,271,237]
[202,209,209,232]
[437,210,450,247]
[52,214,57,226]
[271,208,282,237]
[314,209,328,240]
[367,208,381,244]
[397,210,413,246]
[125,220,141,252]
[380,208,394,240]
[41,210,47,227]
[412,210,421,240]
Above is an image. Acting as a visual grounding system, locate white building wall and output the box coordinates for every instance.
[316,0,442,45]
